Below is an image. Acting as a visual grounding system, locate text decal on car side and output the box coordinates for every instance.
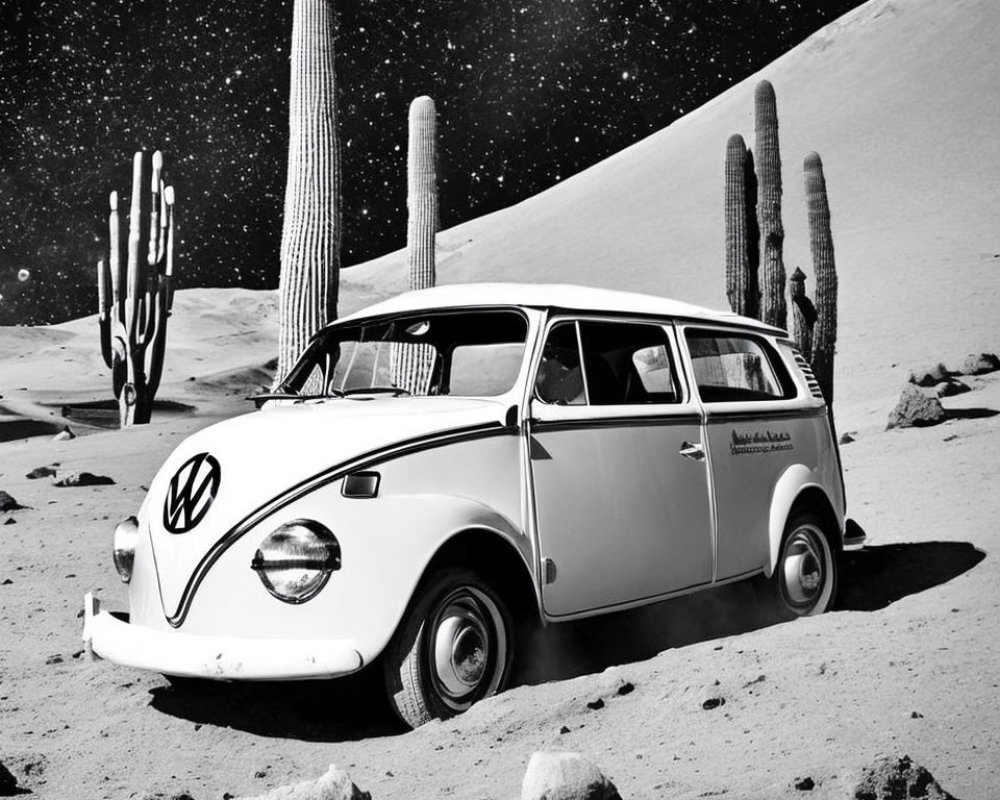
[729,429,794,456]
[163,453,222,534]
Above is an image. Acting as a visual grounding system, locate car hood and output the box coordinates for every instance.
[143,396,510,621]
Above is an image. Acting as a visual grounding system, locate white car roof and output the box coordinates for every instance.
[335,282,782,334]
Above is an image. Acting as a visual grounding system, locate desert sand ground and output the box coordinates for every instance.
[2,0,999,797]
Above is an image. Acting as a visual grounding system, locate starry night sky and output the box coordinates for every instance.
[0,0,864,326]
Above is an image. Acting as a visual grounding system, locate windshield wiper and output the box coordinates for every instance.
[341,386,411,397]
[248,388,345,408]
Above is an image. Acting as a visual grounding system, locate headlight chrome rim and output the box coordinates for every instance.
[113,516,139,583]
[251,519,341,604]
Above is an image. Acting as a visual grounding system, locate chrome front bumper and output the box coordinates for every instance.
[81,593,364,680]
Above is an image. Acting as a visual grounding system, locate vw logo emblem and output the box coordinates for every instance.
[163,453,221,534]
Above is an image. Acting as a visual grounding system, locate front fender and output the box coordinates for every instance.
[178,486,529,668]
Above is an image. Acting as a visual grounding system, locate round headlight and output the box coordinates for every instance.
[113,516,139,583]
[251,519,341,604]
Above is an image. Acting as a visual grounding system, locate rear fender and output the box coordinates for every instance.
[766,464,844,578]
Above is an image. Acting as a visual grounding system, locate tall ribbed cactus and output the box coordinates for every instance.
[391,96,439,394]
[754,79,786,330]
[97,151,175,427]
[804,151,838,405]
[275,0,342,386]
[724,133,758,318]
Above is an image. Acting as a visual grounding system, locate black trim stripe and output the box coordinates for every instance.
[531,413,703,432]
[166,421,508,627]
[704,406,827,424]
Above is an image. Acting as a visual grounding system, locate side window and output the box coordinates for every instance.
[684,330,794,402]
[535,322,586,405]
[579,321,679,405]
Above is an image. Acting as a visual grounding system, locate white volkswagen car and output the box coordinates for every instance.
[83,283,863,727]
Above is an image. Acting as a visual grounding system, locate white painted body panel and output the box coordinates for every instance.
[83,283,852,682]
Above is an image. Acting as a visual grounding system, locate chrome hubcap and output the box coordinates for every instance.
[428,588,506,708]
[782,527,826,608]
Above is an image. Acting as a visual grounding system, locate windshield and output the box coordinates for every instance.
[279,308,529,398]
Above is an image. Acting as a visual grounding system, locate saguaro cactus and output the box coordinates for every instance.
[804,151,838,404]
[392,95,439,394]
[754,79,786,330]
[97,150,175,427]
[724,133,758,318]
[406,95,438,292]
[275,0,342,385]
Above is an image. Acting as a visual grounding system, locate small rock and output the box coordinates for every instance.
[911,711,924,719]
[853,754,956,800]
[935,378,971,398]
[586,698,605,711]
[26,465,57,479]
[0,760,19,794]
[887,385,946,429]
[701,697,726,710]
[521,751,622,800]
[839,431,857,444]
[795,777,815,791]
[53,471,115,487]
[961,352,1000,375]
[52,426,76,441]
[45,654,63,665]
[559,726,571,735]
[908,363,950,386]
[2,579,12,585]
[3,518,16,526]
[616,682,635,696]
[238,765,371,800]
[0,491,26,512]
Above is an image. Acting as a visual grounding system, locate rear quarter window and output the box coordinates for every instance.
[684,329,797,403]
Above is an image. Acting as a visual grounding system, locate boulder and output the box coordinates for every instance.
[0,760,19,795]
[853,754,956,800]
[53,471,115,487]
[908,363,950,387]
[26,465,57,479]
[961,352,1000,375]
[522,751,622,800]
[935,379,971,398]
[239,765,370,800]
[0,491,26,512]
[887,385,946,429]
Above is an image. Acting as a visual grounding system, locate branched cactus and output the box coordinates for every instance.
[97,150,175,427]
[804,151,838,405]
[392,95,439,394]
[754,79,786,330]
[789,267,816,358]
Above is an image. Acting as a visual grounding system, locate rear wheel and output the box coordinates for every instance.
[758,511,837,619]
[383,567,514,728]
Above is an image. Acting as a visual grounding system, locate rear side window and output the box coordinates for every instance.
[684,330,796,403]
[535,319,680,405]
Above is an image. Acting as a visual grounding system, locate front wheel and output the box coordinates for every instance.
[383,567,514,728]
[757,511,837,619]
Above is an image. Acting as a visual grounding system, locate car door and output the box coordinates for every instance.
[528,317,714,617]
[680,326,810,581]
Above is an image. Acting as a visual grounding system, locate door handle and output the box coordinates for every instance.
[679,441,705,461]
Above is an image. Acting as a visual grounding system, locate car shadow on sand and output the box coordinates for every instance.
[148,541,984,741]
[147,668,408,742]
[515,540,986,685]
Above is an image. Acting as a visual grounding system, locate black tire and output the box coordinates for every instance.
[756,511,838,619]
[383,567,514,729]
